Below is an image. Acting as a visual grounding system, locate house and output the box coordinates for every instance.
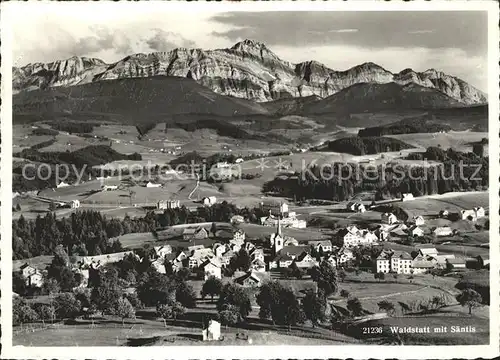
[250,248,265,262]
[418,248,439,258]
[360,230,378,245]
[411,259,435,274]
[183,227,209,241]
[157,200,180,210]
[228,241,242,253]
[221,250,235,266]
[284,237,299,246]
[260,200,289,216]
[294,252,318,269]
[408,225,424,237]
[151,259,166,274]
[146,181,162,188]
[381,213,398,225]
[102,185,118,191]
[187,244,205,252]
[473,207,485,219]
[412,216,425,226]
[249,258,266,273]
[235,271,267,287]
[375,228,389,241]
[235,158,244,164]
[202,196,217,206]
[200,258,222,280]
[232,229,246,242]
[326,254,337,267]
[154,245,173,259]
[212,243,227,258]
[337,225,362,248]
[57,181,70,188]
[391,251,413,274]
[376,250,392,273]
[20,263,38,279]
[432,226,453,237]
[202,320,221,341]
[309,240,333,253]
[446,257,467,270]
[336,247,354,266]
[230,215,245,225]
[401,193,414,201]
[460,209,477,221]
[347,202,366,213]
[188,248,214,268]
[75,251,134,267]
[439,210,450,218]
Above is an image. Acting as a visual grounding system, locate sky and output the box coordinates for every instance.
[9,5,489,92]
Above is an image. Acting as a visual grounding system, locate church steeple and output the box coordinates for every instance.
[277,216,282,236]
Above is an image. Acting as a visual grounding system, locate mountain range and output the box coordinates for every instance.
[13,39,487,106]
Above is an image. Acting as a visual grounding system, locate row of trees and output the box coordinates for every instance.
[263,147,488,202]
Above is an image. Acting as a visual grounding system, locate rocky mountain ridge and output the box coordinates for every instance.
[13,39,487,105]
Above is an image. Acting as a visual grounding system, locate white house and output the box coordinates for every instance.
[336,247,354,266]
[432,226,453,237]
[235,158,244,164]
[401,193,414,201]
[294,252,318,269]
[69,199,81,209]
[230,215,245,225]
[473,207,485,219]
[411,259,435,274]
[418,248,439,257]
[337,225,362,248]
[439,210,450,218]
[347,202,366,213]
[202,320,221,341]
[309,240,333,253]
[460,209,477,221]
[381,213,398,225]
[391,251,413,274]
[232,229,246,242]
[412,216,425,226]
[408,225,424,237]
[57,181,70,188]
[202,196,217,207]
[213,243,228,258]
[360,230,378,245]
[154,245,173,259]
[102,185,118,191]
[146,182,162,188]
[249,259,266,273]
[151,259,166,274]
[376,251,392,273]
[201,258,222,280]
[157,200,180,210]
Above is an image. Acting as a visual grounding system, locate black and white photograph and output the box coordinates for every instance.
[1,1,498,358]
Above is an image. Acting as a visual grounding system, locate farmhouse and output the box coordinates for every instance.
[213,243,228,258]
[293,252,318,269]
[381,213,398,225]
[336,247,354,266]
[202,320,221,341]
[76,251,134,267]
[401,193,414,201]
[235,158,244,164]
[230,215,245,225]
[182,227,209,241]
[412,216,425,226]
[102,185,118,191]
[146,181,162,188]
[411,259,435,274]
[376,251,392,273]
[390,251,413,274]
[418,248,439,257]
[57,181,70,188]
[460,209,477,221]
[235,271,268,287]
[19,264,44,287]
[309,240,333,253]
[250,248,265,262]
[337,225,362,248]
[154,245,173,259]
[220,250,235,266]
[202,196,217,207]
[474,207,486,219]
[439,210,450,218]
[151,259,166,274]
[249,259,266,273]
[232,229,246,242]
[408,225,424,237]
[346,202,366,213]
[157,200,180,210]
[446,257,467,270]
[200,257,222,280]
[360,230,378,245]
[260,200,289,216]
[269,253,294,269]
[432,226,453,237]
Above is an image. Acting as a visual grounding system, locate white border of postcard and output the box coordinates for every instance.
[1,1,499,359]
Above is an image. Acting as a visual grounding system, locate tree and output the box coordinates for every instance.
[278,288,306,331]
[392,273,398,283]
[201,276,222,302]
[42,278,61,295]
[340,289,350,298]
[398,301,411,314]
[218,303,241,328]
[37,304,56,324]
[210,222,217,236]
[54,292,81,319]
[137,271,176,306]
[217,283,251,319]
[16,203,22,212]
[338,268,346,283]
[115,297,135,326]
[13,271,28,296]
[377,300,395,316]
[310,260,338,296]
[457,289,483,315]
[47,245,77,291]
[91,268,122,314]
[175,281,197,308]
[347,297,364,317]
[156,301,185,327]
[256,280,283,323]
[302,289,327,327]
[13,297,39,325]
[374,271,385,282]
